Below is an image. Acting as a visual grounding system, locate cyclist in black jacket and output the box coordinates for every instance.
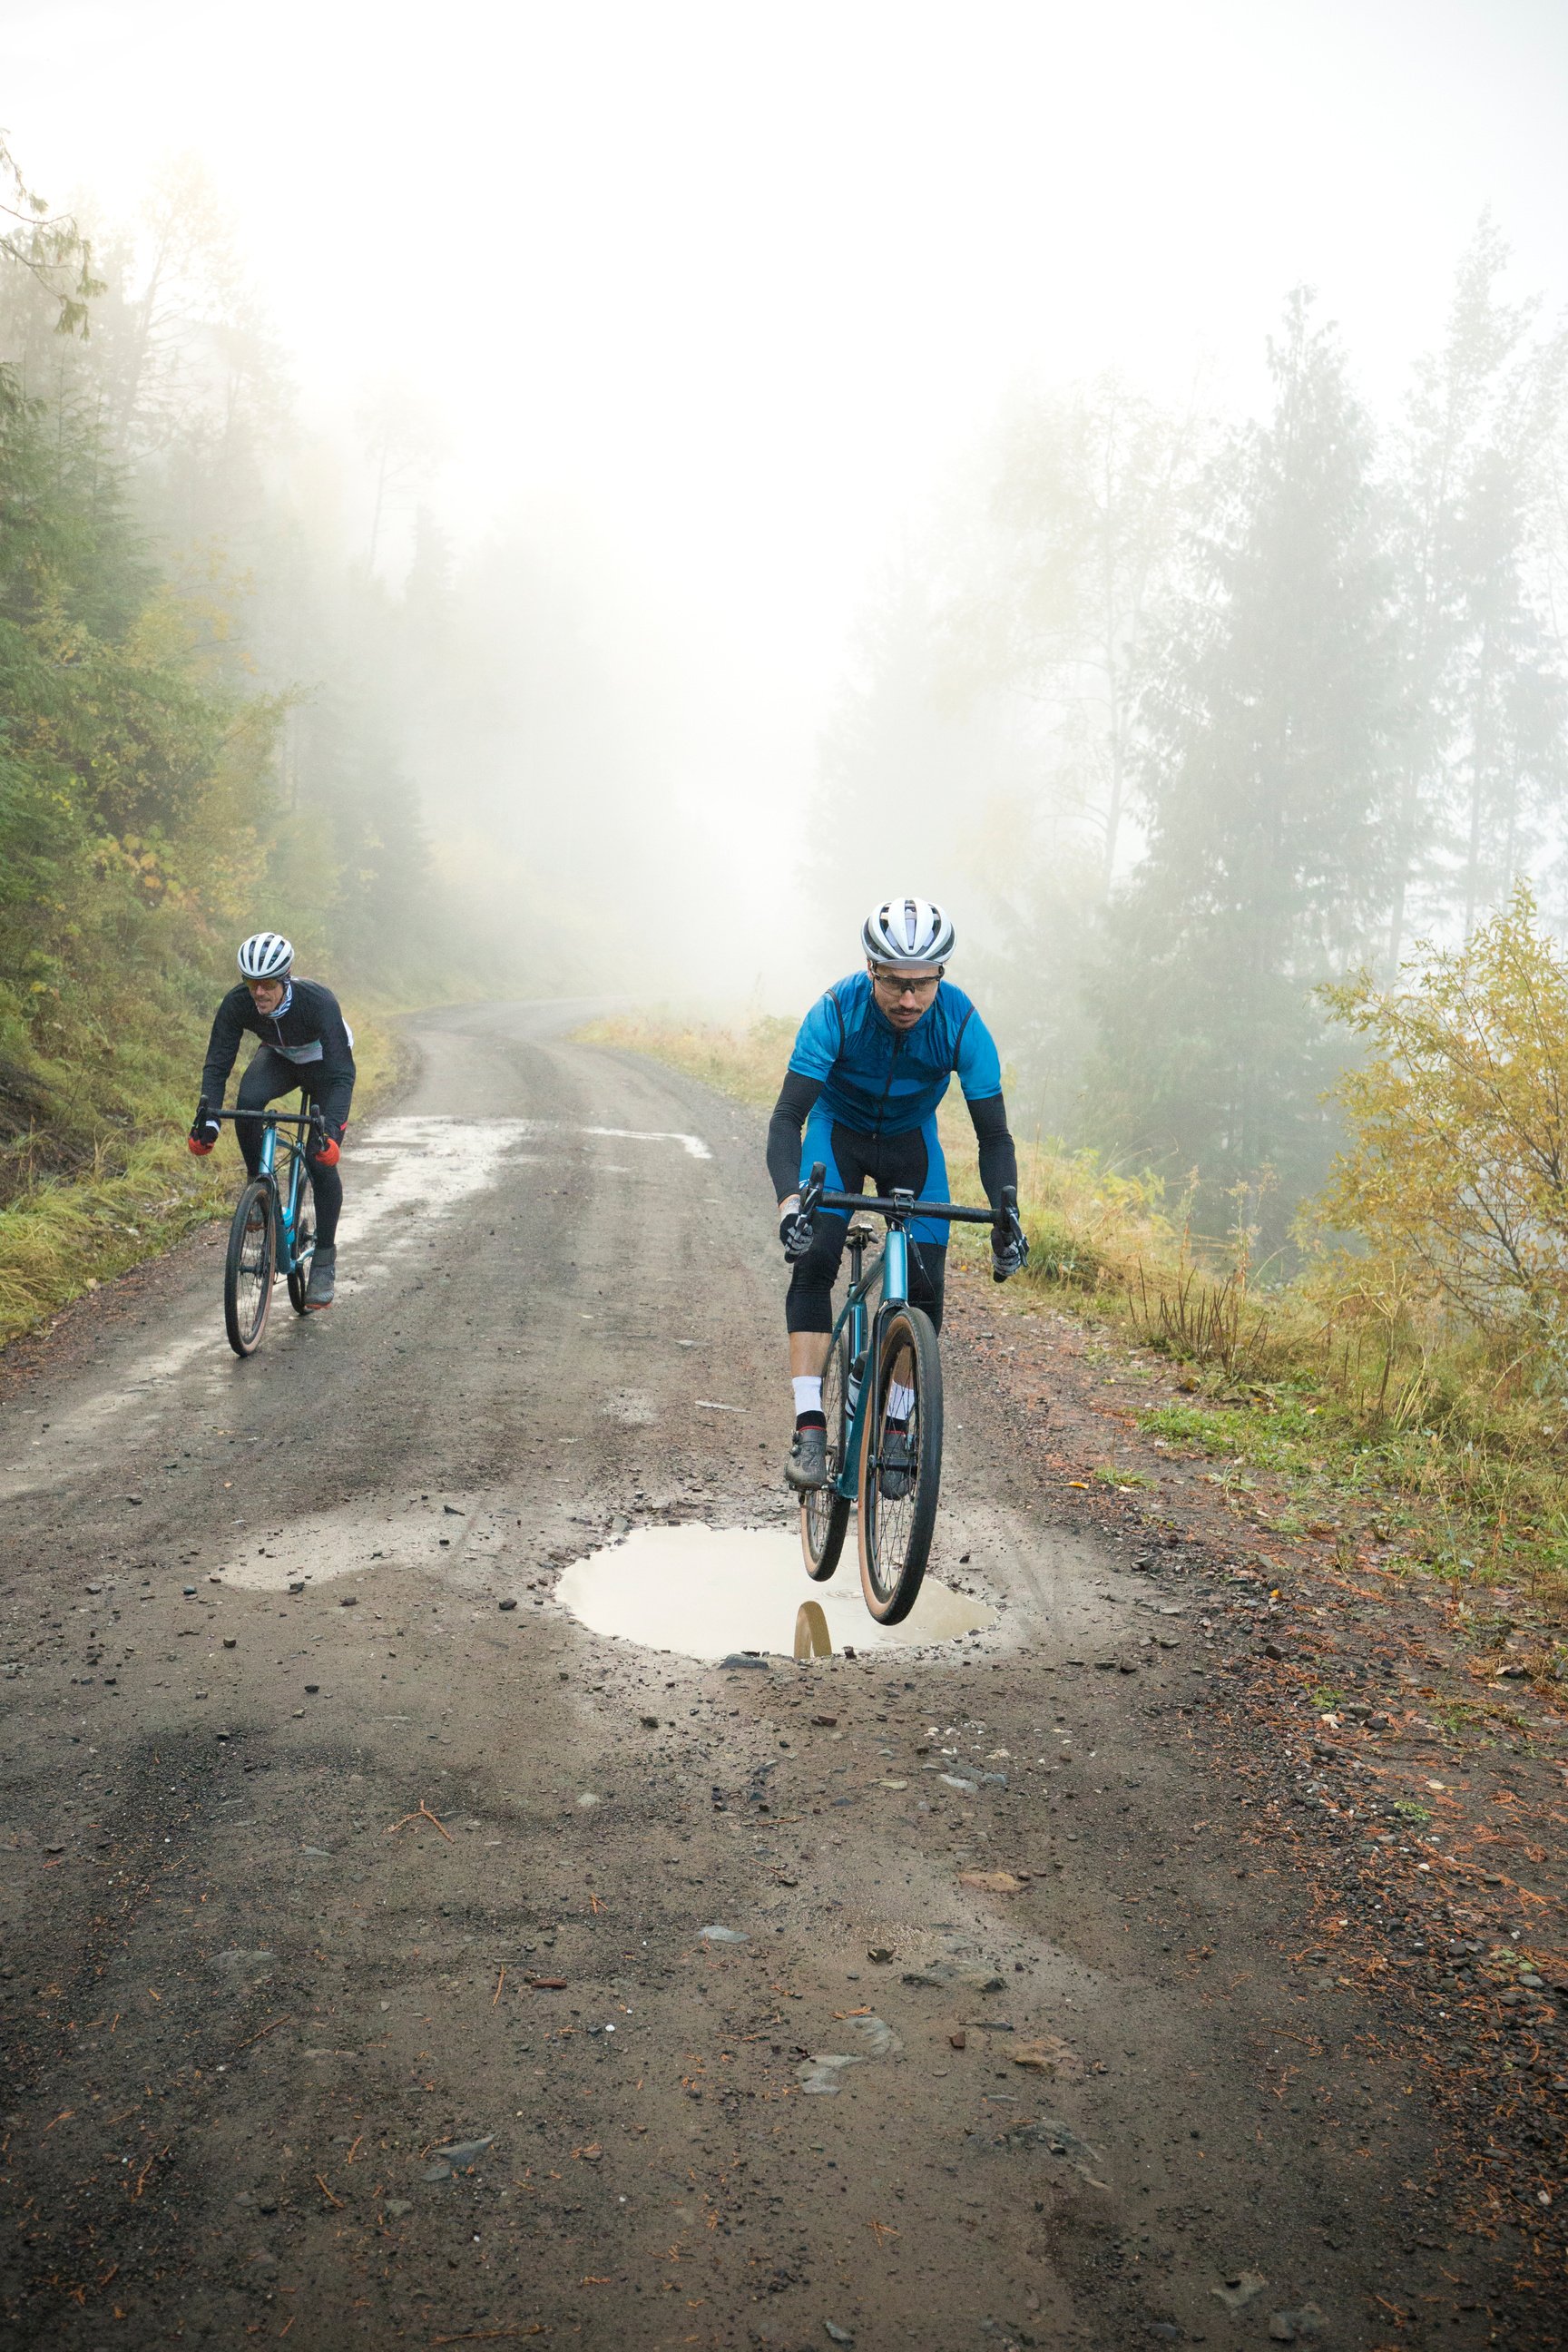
[189,933,357,1309]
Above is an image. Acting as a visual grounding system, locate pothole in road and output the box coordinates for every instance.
[556,1522,995,1660]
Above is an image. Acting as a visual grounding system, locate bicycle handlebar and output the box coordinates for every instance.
[198,1100,325,1137]
[799,1162,1018,1231]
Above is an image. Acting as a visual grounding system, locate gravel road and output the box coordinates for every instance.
[0,1002,1532,2348]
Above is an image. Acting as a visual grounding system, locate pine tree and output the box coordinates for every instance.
[963,371,1203,892]
[1386,219,1568,960]
[1092,293,1398,1215]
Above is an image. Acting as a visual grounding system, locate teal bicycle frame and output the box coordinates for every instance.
[206,1098,320,1277]
[254,1110,310,1272]
[807,1174,999,1504]
[822,1216,902,1501]
[798,1162,1021,1616]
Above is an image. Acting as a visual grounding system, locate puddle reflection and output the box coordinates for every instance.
[794,1600,832,1659]
[556,1523,995,1661]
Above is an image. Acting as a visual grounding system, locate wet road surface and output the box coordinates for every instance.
[0,1001,1520,2348]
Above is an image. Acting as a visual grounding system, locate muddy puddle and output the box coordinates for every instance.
[555,1522,995,1660]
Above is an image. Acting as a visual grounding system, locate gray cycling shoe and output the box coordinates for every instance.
[878,1425,915,1499]
[786,1426,828,1492]
[304,1243,337,1310]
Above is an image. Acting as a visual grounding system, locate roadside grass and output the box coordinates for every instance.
[580,1008,1568,1642]
[573,1011,797,1108]
[0,1004,409,1350]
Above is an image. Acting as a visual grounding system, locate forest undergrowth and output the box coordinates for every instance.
[0,142,493,1348]
[582,984,1568,1650]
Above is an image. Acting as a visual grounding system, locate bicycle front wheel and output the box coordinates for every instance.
[800,1323,852,1582]
[286,1181,316,1316]
[224,1180,278,1357]
[858,1305,943,1624]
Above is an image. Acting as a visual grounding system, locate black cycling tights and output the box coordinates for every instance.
[235,1048,353,1248]
[786,1118,949,1336]
[787,1221,946,1337]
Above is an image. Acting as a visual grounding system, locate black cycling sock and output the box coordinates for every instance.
[795,1410,827,1434]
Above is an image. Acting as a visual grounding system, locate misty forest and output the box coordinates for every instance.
[5,9,1568,2346]
[9,134,1568,1395]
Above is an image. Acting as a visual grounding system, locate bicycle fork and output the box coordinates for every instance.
[836,1220,910,1499]
[255,1125,302,1275]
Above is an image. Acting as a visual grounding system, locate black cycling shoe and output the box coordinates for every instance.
[878,1425,915,1499]
[304,1243,337,1310]
[786,1426,828,1492]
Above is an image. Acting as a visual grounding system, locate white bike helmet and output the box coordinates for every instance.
[861,897,956,965]
[238,931,294,980]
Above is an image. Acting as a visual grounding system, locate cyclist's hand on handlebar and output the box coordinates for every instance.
[189,1107,220,1155]
[779,1206,815,1263]
[313,1135,341,1168]
[992,1209,1028,1283]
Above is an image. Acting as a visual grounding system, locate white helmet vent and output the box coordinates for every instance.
[861,897,956,965]
[238,932,294,980]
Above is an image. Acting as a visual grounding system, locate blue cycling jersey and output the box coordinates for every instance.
[786,973,1003,1135]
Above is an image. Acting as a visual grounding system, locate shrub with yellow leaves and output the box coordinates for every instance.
[1317,887,1568,1377]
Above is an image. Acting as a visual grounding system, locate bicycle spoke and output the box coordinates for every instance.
[800,1324,851,1581]
[858,1307,942,1624]
[224,1180,278,1356]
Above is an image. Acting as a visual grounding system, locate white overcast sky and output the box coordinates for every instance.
[5,0,1568,869]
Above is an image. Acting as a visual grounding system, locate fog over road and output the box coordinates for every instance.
[0,1005,1514,2347]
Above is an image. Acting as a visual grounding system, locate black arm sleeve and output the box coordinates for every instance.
[968,1091,1018,1210]
[767,1071,824,1202]
[198,991,249,1108]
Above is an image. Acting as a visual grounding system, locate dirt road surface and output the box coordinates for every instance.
[0,1004,1547,2349]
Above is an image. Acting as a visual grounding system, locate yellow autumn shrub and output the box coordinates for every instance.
[1316,888,1568,1369]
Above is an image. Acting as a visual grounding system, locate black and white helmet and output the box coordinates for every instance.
[861,897,956,966]
[238,931,294,980]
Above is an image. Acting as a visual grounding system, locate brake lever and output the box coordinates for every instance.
[784,1161,825,1262]
[991,1183,1027,1281]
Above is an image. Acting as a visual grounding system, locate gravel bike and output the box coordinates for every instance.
[197,1098,324,1357]
[794,1162,1022,1624]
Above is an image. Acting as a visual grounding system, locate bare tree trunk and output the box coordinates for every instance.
[367,447,389,572]
[1463,621,1494,936]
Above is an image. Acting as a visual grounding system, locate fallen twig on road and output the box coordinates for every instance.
[387,1799,454,1842]
[235,2014,293,2049]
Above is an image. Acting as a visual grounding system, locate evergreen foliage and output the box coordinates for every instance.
[0,146,486,1217]
[1091,293,1400,1209]
[818,236,1568,1230]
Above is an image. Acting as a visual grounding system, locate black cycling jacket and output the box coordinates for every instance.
[199,979,357,1110]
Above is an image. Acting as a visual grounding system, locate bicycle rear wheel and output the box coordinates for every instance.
[800,1323,852,1582]
[224,1180,277,1357]
[858,1305,942,1624]
[286,1176,316,1316]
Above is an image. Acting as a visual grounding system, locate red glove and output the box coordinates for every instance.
[314,1136,340,1167]
[188,1135,214,1156]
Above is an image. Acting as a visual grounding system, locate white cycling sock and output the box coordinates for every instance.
[887,1379,916,1423]
[792,1375,824,1420]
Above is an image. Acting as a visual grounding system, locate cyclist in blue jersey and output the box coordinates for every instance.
[769,897,1028,1490]
[189,933,357,1310]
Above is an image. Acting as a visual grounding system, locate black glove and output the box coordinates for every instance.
[779,1209,815,1263]
[189,1106,220,1154]
[992,1215,1028,1283]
